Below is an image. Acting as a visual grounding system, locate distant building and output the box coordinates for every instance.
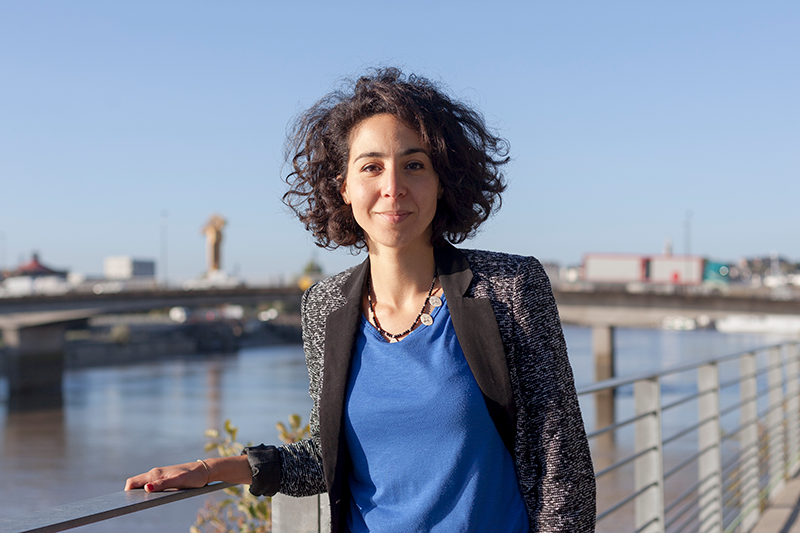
[104,257,156,280]
[1,253,70,296]
[581,253,723,286]
[10,253,67,278]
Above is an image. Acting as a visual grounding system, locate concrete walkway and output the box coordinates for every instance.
[753,474,800,533]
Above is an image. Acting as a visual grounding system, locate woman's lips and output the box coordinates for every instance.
[377,211,410,223]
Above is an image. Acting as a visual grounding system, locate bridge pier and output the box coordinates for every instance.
[2,322,67,410]
[593,325,616,445]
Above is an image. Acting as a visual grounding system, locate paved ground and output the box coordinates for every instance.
[753,474,800,533]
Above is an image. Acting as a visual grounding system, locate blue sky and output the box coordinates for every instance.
[1,2,797,284]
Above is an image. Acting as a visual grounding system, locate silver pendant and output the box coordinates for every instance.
[420,313,433,326]
[429,295,442,308]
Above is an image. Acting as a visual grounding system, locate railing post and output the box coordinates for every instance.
[634,377,665,533]
[698,362,722,533]
[739,352,760,531]
[786,342,800,477]
[767,346,786,499]
[593,325,616,448]
[272,493,328,533]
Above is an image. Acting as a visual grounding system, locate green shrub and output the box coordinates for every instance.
[191,416,309,533]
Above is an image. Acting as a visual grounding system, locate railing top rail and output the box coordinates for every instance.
[576,340,799,395]
[0,483,234,533]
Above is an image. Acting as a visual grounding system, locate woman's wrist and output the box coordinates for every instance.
[196,460,211,485]
[203,455,253,486]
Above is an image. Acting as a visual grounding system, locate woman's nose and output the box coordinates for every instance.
[382,166,407,198]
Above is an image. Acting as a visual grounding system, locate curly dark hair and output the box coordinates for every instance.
[283,67,509,250]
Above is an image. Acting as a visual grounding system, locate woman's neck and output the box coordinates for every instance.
[367,243,436,307]
[364,244,438,341]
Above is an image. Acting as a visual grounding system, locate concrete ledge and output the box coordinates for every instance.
[752,474,800,533]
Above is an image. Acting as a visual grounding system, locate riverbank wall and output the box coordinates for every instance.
[0,318,302,376]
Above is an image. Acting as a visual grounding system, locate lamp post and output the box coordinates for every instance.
[160,211,169,288]
[0,230,6,271]
[684,210,692,283]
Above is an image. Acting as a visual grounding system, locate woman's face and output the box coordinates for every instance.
[340,114,441,254]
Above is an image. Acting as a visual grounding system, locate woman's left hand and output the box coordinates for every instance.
[124,455,252,492]
[124,461,209,492]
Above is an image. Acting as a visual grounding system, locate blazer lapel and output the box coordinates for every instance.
[318,257,368,525]
[435,244,517,454]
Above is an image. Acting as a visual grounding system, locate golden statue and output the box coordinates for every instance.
[202,214,226,275]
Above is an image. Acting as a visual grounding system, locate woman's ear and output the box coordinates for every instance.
[339,175,351,205]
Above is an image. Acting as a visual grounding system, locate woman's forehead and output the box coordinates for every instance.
[347,114,428,156]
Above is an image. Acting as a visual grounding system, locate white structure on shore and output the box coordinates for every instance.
[103,257,155,280]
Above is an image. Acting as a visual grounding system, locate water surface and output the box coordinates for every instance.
[0,327,794,531]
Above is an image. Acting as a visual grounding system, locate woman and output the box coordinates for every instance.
[126,68,596,532]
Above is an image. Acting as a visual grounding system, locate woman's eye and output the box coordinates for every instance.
[361,164,381,173]
[406,161,424,170]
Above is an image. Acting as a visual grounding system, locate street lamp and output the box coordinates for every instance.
[160,211,169,288]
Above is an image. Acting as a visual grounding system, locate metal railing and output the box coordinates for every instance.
[0,483,235,533]
[2,340,799,533]
[586,339,800,533]
[0,486,327,533]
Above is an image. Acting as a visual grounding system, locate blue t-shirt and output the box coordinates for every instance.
[344,298,530,532]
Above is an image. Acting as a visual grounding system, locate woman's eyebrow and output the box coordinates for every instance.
[353,147,429,162]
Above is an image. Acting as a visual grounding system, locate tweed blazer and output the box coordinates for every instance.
[275,244,596,532]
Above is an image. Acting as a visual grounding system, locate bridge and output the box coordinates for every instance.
[553,284,800,437]
[1,284,799,411]
[0,287,303,405]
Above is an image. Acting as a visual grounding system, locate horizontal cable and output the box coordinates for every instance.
[673,493,721,533]
[668,492,721,532]
[724,478,759,505]
[663,413,720,446]
[718,392,759,415]
[664,472,710,514]
[721,446,746,472]
[669,504,703,533]
[719,375,746,390]
[586,410,652,439]
[596,481,657,523]
[758,402,786,422]
[575,343,799,397]
[718,401,743,418]
[663,450,701,480]
[758,418,787,442]
[721,418,759,442]
[734,371,758,384]
[697,517,722,533]
[722,502,741,523]
[632,516,659,533]
[721,449,758,486]
[754,359,786,380]
[665,494,699,528]
[662,390,705,412]
[594,446,657,479]
[664,472,716,513]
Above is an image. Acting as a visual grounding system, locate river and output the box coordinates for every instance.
[0,326,795,531]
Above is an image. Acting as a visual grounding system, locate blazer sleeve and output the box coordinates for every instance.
[274,284,328,497]
[510,257,596,532]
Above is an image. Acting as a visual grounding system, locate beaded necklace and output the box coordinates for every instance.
[367,272,438,341]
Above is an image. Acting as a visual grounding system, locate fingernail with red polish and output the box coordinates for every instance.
[145,483,154,492]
